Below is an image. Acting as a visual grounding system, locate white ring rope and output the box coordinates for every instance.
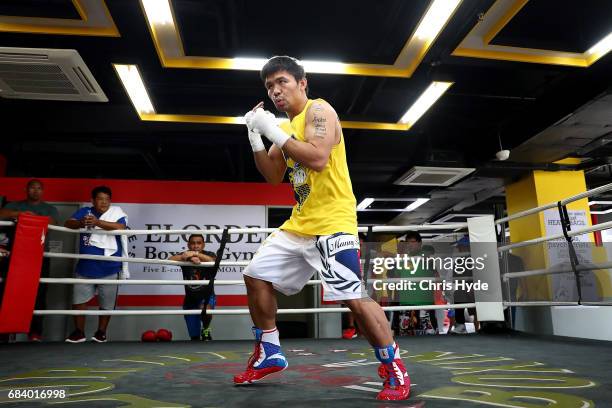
[38,276,473,286]
[47,226,277,236]
[495,182,612,225]
[503,260,612,281]
[33,303,476,316]
[497,220,612,252]
[43,252,248,267]
[39,278,319,286]
[45,224,468,236]
[0,221,15,227]
[503,301,579,307]
[559,182,612,206]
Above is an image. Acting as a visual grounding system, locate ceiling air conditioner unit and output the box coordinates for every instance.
[394,166,475,186]
[0,47,107,102]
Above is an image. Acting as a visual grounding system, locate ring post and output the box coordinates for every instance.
[468,215,504,321]
[0,214,49,332]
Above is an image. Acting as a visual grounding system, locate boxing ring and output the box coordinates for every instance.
[1,183,612,407]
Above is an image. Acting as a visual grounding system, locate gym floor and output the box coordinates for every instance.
[0,332,609,407]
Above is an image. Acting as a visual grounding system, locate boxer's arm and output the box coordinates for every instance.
[282,101,337,172]
[254,145,287,185]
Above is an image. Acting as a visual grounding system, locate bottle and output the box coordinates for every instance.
[86,209,93,231]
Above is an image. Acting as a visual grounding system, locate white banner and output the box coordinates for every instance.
[543,209,596,301]
[109,203,266,296]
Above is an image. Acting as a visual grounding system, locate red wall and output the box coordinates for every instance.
[0,177,295,205]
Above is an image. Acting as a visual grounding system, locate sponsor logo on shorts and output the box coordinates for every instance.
[326,234,360,257]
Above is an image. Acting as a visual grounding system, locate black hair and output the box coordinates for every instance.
[26,179,43,189]
[404,231,422,243]
[260,56,306,83]
[188,234,205,243]
[91,185,112,200]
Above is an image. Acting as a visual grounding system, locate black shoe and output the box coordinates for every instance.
[190,336,201,341]
[65,329,86,343]
[91,330,107,343]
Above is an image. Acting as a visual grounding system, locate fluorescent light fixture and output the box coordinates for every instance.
[357,198,429,212]
[232,57,346,74]
[301,60,346,74]
[357,198,375,210]
[113,64,155,115]
[399,81,453,126]
[414,0,462,40]
[232,58,267,70]
[404,198,430,211]
[234,115,286,125]
[141,0,173,25]
[432,213,488,224]
[587,31,612,58]
[588,201,612,206]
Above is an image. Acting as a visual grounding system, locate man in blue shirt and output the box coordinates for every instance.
[64,186,127,343]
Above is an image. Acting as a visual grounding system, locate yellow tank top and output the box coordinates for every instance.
[279,99,357,236]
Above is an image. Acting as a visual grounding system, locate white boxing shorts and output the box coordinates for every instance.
[244,230,365,301]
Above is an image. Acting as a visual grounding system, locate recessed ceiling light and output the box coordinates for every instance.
[357,198,375,210]
[357,198,429,212]
[141,0,174,26]
[113,64,155,115]
[414,0,462,40]
[399,81,453,126]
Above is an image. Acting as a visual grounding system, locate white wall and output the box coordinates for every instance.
[515,306,612,341]
[551,306,612,341]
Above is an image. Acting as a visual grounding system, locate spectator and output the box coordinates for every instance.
[450,235,478,334]
[422,244,445,334]
[0,179,60,342]
[64,186,127,343]
[395,231,436,335]
[0,179,60,223]
[169,234,217,341]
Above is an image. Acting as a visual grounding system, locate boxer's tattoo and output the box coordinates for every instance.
[313,115,327,138]
[314,117,327,136]
[310,102,328,138]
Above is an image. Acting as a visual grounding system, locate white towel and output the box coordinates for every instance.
[88,207,129,278]
[119,234,130,279]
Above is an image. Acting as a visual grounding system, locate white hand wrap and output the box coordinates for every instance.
[244,110,265,152]
[249,108,290,148]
